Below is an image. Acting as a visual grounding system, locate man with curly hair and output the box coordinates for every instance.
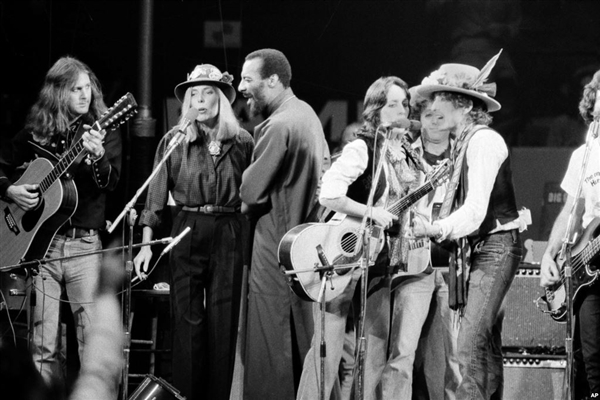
[540,69,600,400]
[412,56,527,399]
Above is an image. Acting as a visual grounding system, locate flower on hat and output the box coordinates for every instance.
[421,49,503,98]
[422,66,494,96]
[187,65,233,85]
[175,64,236,104]
[421,69,447,87]
[208,71,222,81]
[220,72,234,84]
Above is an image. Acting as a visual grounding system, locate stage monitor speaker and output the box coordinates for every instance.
[502,265,565,350]
[503,355,566,400]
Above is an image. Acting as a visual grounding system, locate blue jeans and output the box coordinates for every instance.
[297,271,391,400]
[575,283,600,398]
[380,269,460,400]
[455,230,522,400]
[32,233,102,385]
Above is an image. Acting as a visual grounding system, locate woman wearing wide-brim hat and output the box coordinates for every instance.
[412,51,527,399]
[134,63,255,400]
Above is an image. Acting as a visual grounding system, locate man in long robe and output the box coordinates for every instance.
[239,48,330,400]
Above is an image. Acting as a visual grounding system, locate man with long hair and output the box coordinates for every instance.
[412,56,526,399]
[540,69,600,400]
[0,56,122,391]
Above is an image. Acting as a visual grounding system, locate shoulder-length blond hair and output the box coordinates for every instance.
[178,85,240,141]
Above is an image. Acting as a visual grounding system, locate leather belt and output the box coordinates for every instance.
[57,226,98,239]
[182,205,238,214]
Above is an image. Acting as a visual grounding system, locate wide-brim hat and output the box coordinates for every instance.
[174,64,236,104]
[409,85,428,108]
[416,50,503,112]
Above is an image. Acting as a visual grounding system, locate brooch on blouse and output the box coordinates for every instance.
[208,140,222,156]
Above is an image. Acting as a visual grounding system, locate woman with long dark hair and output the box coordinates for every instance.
[297,76,420,400]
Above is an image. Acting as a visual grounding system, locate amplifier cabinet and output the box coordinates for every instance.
[502,265,566,350]
[503,355,566,400]
[0,271,28,311]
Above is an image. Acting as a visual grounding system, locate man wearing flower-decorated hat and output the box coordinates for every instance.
[134,63,254,400]
[412,51,528,399]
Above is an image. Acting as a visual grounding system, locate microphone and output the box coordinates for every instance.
[316,245,332,271]
[167,108,200,148]
[161,226,191,256]
[381,118,422,132]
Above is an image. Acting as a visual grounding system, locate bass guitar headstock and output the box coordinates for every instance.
[427,158,451,188]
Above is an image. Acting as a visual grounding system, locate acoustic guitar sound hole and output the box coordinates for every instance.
[22,198,45,231]
[340,232,358,255]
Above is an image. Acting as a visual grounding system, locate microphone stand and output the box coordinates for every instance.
[107,133,183,235]
[558,118,599,400]
[0,238,173,272]
[121,208,137,400]
[352,126,391,399]
[3,238,171,387]
[107,130,186,400]
[281,250,359,399]
[316,244,333,400]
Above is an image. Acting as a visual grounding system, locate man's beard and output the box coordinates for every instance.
[248,84,268,117]
[249,97,266,117]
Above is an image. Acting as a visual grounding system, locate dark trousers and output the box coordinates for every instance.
[575,282,600,398]
[169,211,246,400]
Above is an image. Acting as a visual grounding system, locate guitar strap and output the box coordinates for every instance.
[438,124,486,313]
[387,139,421,270]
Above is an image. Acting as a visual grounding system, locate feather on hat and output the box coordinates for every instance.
[416,49,503,112]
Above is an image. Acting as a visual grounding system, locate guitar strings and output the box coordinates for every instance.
[334,174,440,260]
[550,250,596,293]
[336,186,433,255]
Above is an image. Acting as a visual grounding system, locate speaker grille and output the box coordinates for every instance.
[503,355,566,400]
[502,265,565,350]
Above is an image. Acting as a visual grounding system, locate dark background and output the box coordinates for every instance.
[1,0,599,238]
[2,1,599,143]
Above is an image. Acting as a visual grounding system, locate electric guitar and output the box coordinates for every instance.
[391,202,451,291]
[278,160,450,302]
[539,217,600,322]
[0,93,137,269]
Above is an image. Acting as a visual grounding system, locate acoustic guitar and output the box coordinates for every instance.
[390,202,451,290]
[0,93,137,269]
[278,160,450,302]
